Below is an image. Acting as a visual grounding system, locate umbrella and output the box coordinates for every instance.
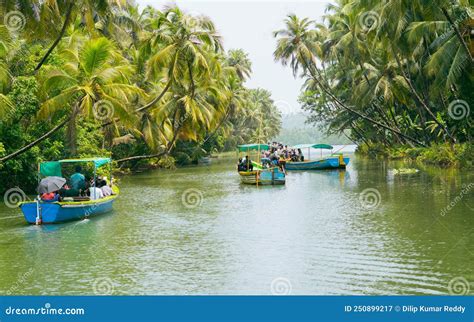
[38,176,66,194]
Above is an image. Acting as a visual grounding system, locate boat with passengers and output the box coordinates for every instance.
[285,144,350,170]
[237,144,286,185]
[19,157,118,224]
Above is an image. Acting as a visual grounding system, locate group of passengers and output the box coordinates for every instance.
[237,155,254,172]
[40,166,114,202]
[263,142,304,164]
[236,142,304,173]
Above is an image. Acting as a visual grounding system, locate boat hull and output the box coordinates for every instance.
[338,157,350,168]
[239,168,285,185]
[286,156,350,170]
[20,195,117,224]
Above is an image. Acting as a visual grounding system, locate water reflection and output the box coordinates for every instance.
[0,153,472,295]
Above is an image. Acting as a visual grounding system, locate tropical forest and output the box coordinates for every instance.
[0,0,473,300]
[0,0,472,193]
[273,0,473,166]
[0,1,281,191]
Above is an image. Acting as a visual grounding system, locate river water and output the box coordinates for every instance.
[0,149,472,295]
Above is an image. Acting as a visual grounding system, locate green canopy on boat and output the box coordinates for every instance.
[39,162,63,177]
[39,158,112,177]
[293,144,333,150]
[237,144,270,152]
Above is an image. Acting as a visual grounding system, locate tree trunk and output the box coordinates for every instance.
[201,104,233,146]
[0,117,70,163]
[34,1,75,73]
[441,7,473,62]
[115,151,167,164]
[67,113,77,156]
[135,79,172,113]
[390,44,456,143]
[346,122,370,146]
[117,108,184,164]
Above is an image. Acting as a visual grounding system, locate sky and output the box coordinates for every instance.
[136,0,331,115]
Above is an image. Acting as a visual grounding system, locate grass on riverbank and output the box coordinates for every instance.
[356,143,474,168]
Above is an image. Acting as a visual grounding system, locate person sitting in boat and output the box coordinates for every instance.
[41,191,60,202]
[237,158,246,172]
[241,155,253,171]
[279,154,287,173]
[290,149,297,161]
[99,179,113,197]
[88,183,104,200]
[297,148,304,161]
[261,157,272,168]
[270,153,278,166]
[70,166,86,191]
[59,184,80,197]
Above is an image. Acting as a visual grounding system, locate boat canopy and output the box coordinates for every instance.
[39,157,112,177]
[237,144,270,152]
[293,144,333,150]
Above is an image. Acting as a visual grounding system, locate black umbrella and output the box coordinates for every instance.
[38,176,66,194]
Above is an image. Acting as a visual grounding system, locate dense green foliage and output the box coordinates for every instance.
[274,0,473,164]
[0,2,281,192]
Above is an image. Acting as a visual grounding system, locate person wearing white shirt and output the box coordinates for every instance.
[99,179,113,197]
[89,186,104,200]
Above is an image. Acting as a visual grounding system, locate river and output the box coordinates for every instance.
[0,149,472,295]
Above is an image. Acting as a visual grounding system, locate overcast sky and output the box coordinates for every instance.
[136,0,330,114]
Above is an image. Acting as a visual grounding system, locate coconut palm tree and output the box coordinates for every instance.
[0,26,13,118]
[3,0,128,73]
[226,49,252,82]
[274,13,425,146]
[137,5,223,113]
[38,37,140,155]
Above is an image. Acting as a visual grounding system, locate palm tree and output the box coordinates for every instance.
[274,14,425,146]
[201,50,252,145]
[372,0,457,142]
[38,37,140,155]
[226,49,252,82]
[0,26,13,118]
[137,5,223,113]
[4,0,127,73]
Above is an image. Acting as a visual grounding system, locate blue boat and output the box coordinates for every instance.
[20,193,118,224]
[19,157,118,224]
[286,144,350,171]
[237,144,286,185]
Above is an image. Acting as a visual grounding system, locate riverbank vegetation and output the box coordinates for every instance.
[0,2,281,192]
[274,0,473,167]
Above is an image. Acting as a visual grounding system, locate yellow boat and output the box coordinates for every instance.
[237,144,286,185]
